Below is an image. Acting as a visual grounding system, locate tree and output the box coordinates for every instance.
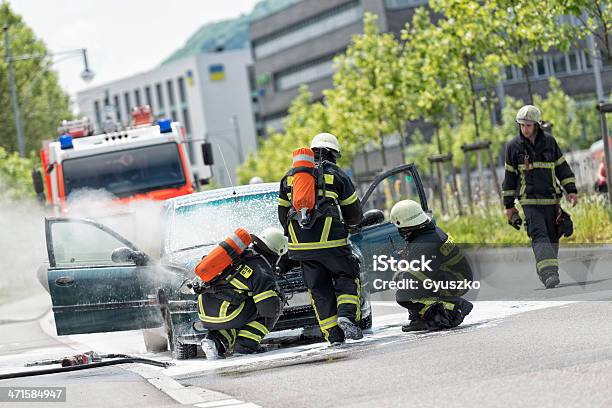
[483,0,577,104]
[0,147,35,201]
[237,86,330,184]
[563,0,612,66]
[0,2,72,155]
[399,7,467,153]
[326,13,412,167]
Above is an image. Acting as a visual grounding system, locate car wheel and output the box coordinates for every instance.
[142,327,169,353]
[359,312,373,330]
[173,342,198,360]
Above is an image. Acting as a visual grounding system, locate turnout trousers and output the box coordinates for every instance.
[199,296,282,354]
[523,205,560,284]
[300,255,361,343]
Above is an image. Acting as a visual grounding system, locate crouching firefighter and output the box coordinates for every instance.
[389,200,474,332]
[192,227,288,359]
[278,133,364,344]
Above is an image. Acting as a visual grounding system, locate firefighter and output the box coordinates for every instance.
[195,227,287,359]
[502,105,578,289]
[390,200,474,332]
[278,133,364,344]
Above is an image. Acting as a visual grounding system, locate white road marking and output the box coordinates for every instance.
[194,399,246,407]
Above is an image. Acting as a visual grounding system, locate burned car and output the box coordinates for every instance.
[39,164,429,359]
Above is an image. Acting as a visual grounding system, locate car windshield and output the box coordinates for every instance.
[62,142,186,198]
[169,191,281,253]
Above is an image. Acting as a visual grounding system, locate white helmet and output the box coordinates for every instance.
[249,176,264,184]
[311,133,340,153]
[515,105,542,125]
[390,200,430,229]
[252,227,288,257]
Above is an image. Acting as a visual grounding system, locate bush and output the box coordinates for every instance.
[0,147,37,201]
[438,195,612,244]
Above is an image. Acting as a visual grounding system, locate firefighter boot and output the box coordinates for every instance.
[544,273,560,289]
[233,343,265,356]
[337,317,363,340]
[201,332,229,360]
[402,310,429,332]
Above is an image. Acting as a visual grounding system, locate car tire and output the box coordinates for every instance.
[173,342,198,360]
[359,312,373,330]
[142,327,169,353]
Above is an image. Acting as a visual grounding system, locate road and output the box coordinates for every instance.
[0,292,183,408]
[177,301,612,408]
[1,244,611,408]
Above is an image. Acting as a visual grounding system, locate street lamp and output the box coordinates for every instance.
[3,25,94,157]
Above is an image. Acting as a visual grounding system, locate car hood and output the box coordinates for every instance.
[161,244,216,276]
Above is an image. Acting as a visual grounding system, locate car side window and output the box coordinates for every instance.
[50,221,134,267]
[360,169,423,216]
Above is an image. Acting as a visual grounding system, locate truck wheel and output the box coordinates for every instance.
[173,342,198,360]
[142,327,169,353]
[359,312,373,330]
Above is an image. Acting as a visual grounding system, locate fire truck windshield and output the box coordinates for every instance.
[62,142,186,198]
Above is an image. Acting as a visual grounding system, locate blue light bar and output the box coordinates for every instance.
[59,134,73,150]
[158,119,172,134]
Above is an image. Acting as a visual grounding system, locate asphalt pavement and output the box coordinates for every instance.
[177,301,612,408]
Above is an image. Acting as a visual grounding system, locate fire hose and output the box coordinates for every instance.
[0,352,173,380]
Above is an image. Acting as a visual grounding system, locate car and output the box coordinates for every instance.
[39,164,429,359]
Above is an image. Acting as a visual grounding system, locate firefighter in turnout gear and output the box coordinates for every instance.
[194,228,287,359]
[502,105,578,289]
[390,200,474,332]
[278,133,364,344]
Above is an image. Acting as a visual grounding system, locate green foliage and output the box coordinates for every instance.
[0,3,72,155]
[0,147,36,201]
[238,1,601,185]
[237,86,330,184]
[162,0,299,64]
[439,195,612,244]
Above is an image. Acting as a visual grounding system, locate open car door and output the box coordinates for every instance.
[349,164,430,293]
[45,217,164,335]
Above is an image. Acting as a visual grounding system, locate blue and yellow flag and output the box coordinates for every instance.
[209,64,225,81]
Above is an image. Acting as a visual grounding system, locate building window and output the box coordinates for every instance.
[583,51,593,69]
[134,89,141,106]
[144,86,153,109]
[178,77,186,104]
[182,107,195,164]
[535,57,547,77]
[113,95,122,123]
[384,0,428,9]
[504,65,514,80]
[93,100,101,127]
[182,107,192,134]
[253,1,362,59]
[167,80,175,106]
[275,57,335,91]
[171,110,178,122]
[551,54,568,74]
[124,92,131,119]
[568,51,580,72]
[156,83,164,111]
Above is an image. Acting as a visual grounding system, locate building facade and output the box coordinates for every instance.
[77,49,257,187]
[249,0,611,175]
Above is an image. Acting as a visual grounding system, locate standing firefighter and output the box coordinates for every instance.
[502,105,578,289]
[193,228,287,359]
[278,133,364,344]
[390,200,474,332]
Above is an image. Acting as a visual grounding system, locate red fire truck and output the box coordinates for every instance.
[33,106,197,212]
